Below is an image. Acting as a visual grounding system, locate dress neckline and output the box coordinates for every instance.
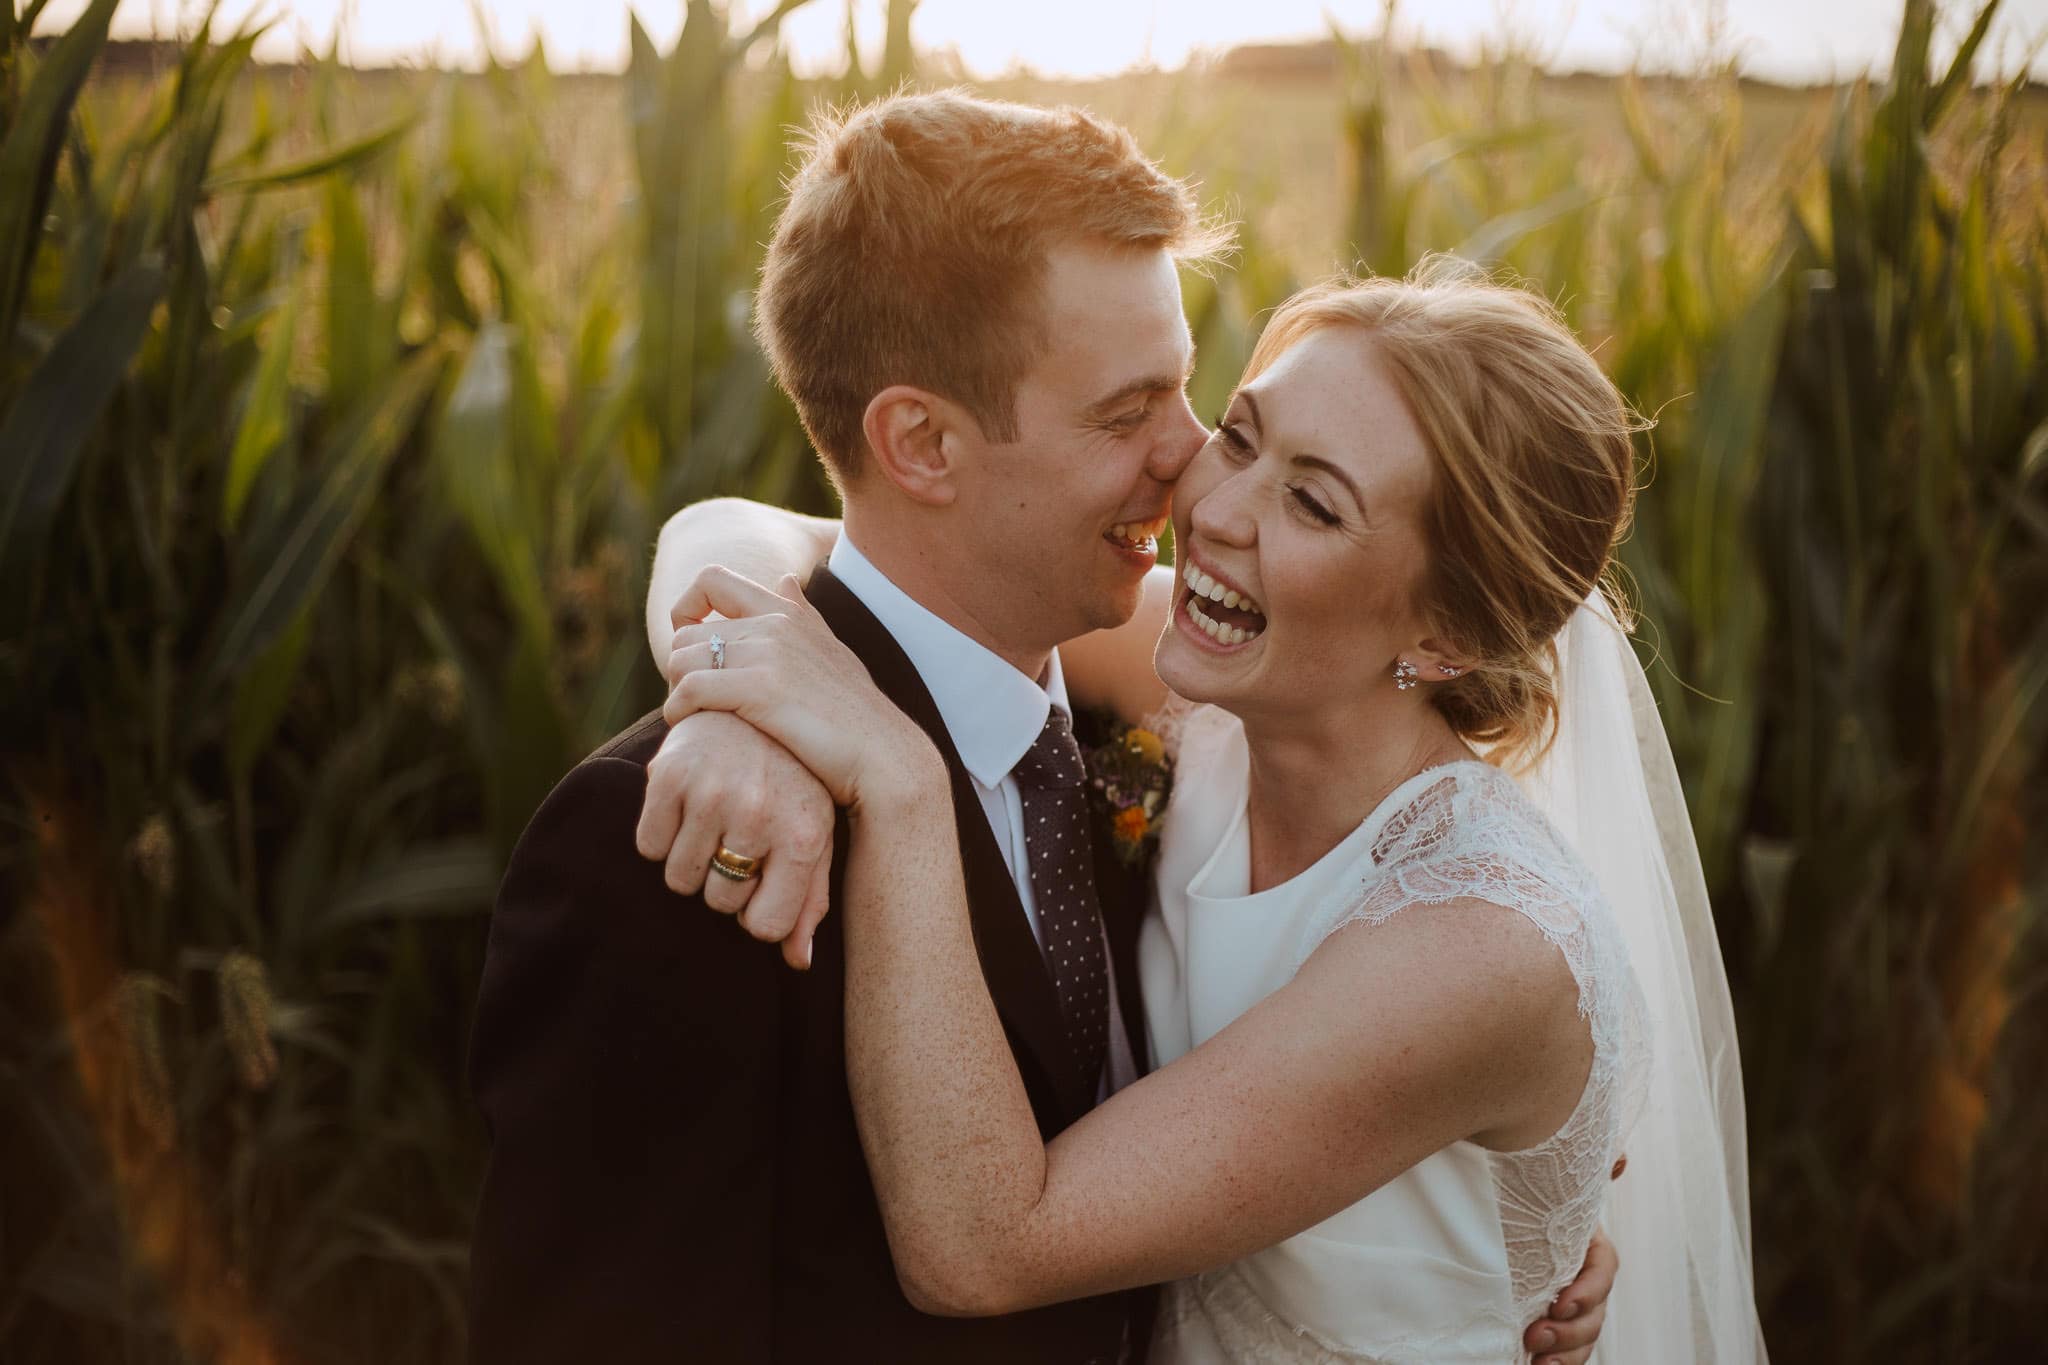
[1186,755,1503,909]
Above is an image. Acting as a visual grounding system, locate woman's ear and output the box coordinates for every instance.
[1410,635,1477,685]
[862,385,968,507]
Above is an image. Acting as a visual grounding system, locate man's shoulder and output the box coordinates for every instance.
[586,708,668,766]
[499,712,667,883]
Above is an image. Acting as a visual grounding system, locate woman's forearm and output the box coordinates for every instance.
[645,498,840,674]
[841,766,1052,1316]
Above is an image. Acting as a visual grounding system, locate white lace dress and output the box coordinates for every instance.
[1138,705,1650,1364]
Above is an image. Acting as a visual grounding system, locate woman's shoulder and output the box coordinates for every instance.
[1298,761,1630,997]
[1370,763,1605,921]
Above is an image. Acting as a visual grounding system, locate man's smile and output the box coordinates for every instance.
[1104,514,1170,558]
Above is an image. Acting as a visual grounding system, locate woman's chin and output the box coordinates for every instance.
[1154,620,1257,707]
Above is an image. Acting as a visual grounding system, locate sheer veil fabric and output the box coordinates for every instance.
[1519,593,1768,1362]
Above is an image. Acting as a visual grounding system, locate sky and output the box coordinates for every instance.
[39,0,2048,83]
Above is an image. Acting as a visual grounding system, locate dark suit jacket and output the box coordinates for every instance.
[468,565,1156,1363]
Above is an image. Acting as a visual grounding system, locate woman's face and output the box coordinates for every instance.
[1155,326,1439,721]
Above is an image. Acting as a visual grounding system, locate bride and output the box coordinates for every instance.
[645,263,1764,1362]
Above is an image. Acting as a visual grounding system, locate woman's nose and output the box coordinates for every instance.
[1188,466,1258,547]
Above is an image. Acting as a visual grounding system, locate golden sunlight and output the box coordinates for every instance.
[35,0,2048,80]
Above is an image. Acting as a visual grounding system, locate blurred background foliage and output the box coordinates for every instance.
[1,0,2043,1359]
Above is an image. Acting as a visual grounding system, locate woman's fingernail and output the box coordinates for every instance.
[1535,1327,1557,1349]
[1557,1300,1581,1320]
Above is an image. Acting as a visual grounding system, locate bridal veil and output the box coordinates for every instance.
[1519,592,1769,1362]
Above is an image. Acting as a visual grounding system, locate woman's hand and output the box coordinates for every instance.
[644,498,840,678]
[665,567,944,812]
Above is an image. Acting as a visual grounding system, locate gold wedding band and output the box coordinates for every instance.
[709,844,762,882]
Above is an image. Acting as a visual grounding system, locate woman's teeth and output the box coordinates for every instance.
[1106,516,1169,552]
[1181,560,1262,615]
[1181,560,1266,646]
[1185,595,1252,644]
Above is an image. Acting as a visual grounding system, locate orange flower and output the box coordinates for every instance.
[1123,728,1166,765]
[1114,806,1150,843]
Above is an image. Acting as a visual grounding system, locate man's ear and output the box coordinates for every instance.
[861,385,971,507]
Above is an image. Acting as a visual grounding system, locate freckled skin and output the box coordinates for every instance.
[646,311,1623,1360]
[676,327,1604,1321]
[1155,328,1437,731]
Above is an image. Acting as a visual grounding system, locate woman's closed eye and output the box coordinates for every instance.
[1218,422,1341,526]
[1289,486,1339,525]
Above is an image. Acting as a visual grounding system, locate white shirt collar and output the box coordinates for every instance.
[827,534,1069,790]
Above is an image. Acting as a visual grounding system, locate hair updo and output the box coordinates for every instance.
[1242,256,1644,764]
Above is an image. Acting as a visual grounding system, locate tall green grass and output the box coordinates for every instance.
[1,3,829,1359]
[2,0,2043,1359]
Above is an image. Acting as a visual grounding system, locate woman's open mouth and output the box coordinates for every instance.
[1177,558,1267,648]
[1105,515,1169,558]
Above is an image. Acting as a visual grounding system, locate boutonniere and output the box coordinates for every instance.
[1081,718,1174,867]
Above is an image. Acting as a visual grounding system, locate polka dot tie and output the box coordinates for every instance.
[1013,708,1111,1100]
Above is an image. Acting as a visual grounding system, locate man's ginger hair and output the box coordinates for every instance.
[755,90,1232,485]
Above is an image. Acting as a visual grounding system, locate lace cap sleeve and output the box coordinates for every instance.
[1289,764,1622,1029]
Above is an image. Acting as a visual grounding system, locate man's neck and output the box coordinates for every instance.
[841,512,1053,681]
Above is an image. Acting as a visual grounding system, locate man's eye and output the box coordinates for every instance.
[1107,407,1149,432]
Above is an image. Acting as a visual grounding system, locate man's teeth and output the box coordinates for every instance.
[1180,560,1262,616]
[1107,516,1169,547]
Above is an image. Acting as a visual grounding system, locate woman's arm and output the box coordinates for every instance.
[645,498,840,677]
[841,801,1587,1313]
[663,571,1593,1317]
[1058,562,1177,726]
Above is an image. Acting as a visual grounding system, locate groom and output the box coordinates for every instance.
[467,92,1614,1363]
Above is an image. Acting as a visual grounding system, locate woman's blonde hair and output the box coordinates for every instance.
[1244,257,1644,764]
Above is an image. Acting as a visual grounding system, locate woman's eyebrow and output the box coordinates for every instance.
[1239,388,1370,522]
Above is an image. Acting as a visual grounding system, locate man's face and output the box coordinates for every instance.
[951,241,1206,655]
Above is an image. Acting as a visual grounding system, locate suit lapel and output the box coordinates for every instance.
[1090,825,1153,1078]
[804,565,1094,1121]
[1072,710,1155,1080]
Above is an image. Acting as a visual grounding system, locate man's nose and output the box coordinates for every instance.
[1148,397,1210,483]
